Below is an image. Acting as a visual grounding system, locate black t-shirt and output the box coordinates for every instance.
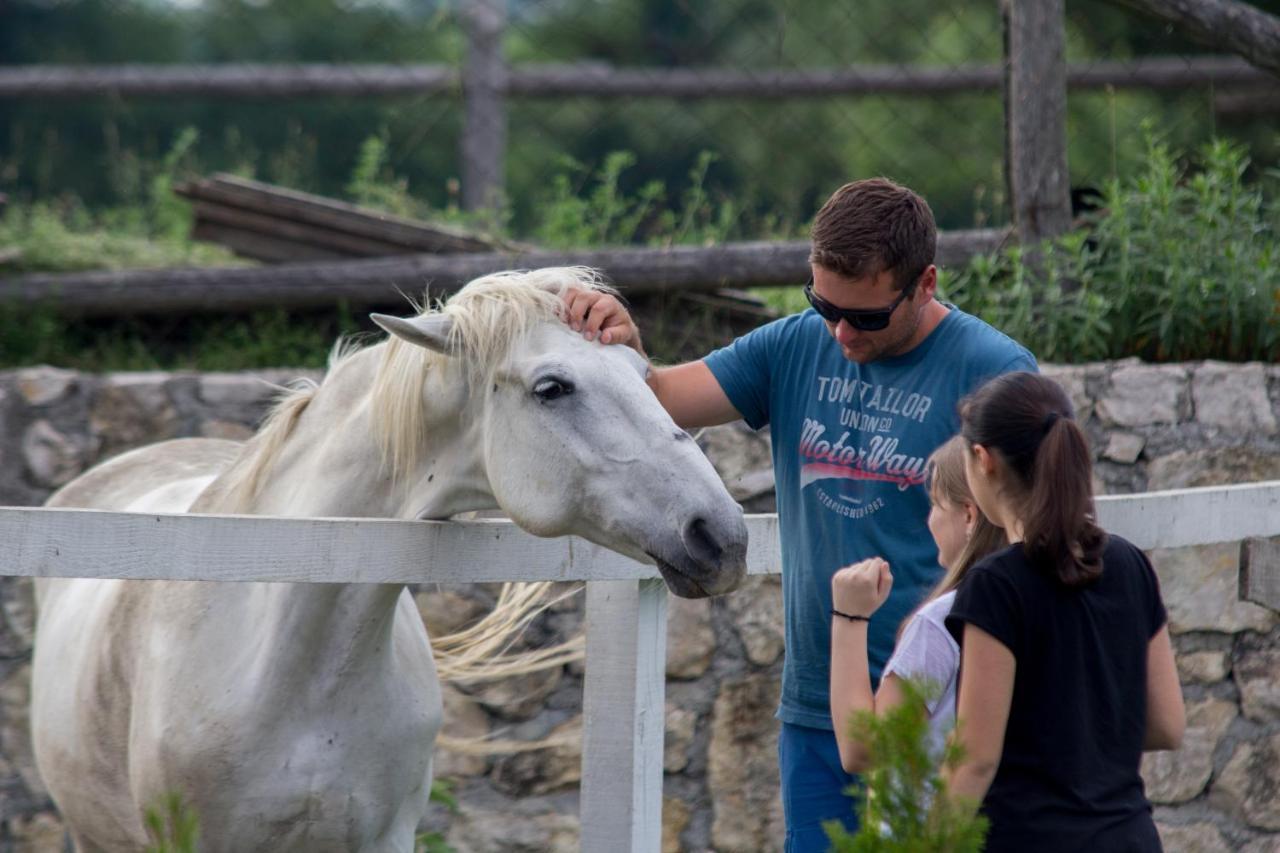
[945,534,1168,853]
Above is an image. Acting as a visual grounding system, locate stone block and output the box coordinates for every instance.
[1234,636,1280,722]
[1149,543,1277,634]
[1156,822,1231,853]
[415,589,490,640]
[433,685,491,779]
[1237,835,1280,853]
[1193,362,1277,435]
[7,811,66,853]
[22,420,85,488]
[15,367,78,406]
[466,667,563,721]
[1141,696,1236,804]
[197,373,286,408]
[666,595,715,680]
[0,577,38,658]
[490,716,581,797]
[1041,364,1096,421]
[1098,364,1187,427]
[1176,650,1230,684]
[662,796,691,853]
[724,574,785,667]
[0,664,46,799]
[697,422,774,501]
[90,374,180,459]
[1147,448,1280,491]
[199,419,254,441]
[1212,733,1280,830]
[1103,431,1146,465]
[444,801,578,853]
[709,674,785,852]
[664,703,697,774]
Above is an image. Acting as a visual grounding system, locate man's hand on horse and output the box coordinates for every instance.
[563,288,645,355]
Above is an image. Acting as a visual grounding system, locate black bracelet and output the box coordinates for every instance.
[831,608,870,623]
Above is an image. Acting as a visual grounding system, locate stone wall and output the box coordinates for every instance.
[1,361,1278,852]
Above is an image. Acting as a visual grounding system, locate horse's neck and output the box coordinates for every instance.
[197,347,495,674]
[244,347,492,519]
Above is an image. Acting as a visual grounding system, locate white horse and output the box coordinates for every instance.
[31,267,748,852]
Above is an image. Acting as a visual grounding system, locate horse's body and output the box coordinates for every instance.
[31,269,748,852]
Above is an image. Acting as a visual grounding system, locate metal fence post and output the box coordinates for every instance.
[461,0,507,212]
[580,578,669,852]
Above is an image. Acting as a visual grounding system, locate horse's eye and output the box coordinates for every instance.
[533,378,574,402]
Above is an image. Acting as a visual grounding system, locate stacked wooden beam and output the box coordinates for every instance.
[169,174,781,330]
[173,173,511,263]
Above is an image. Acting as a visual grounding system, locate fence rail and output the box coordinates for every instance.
[0,56,1267,99]
[0,230,1008,316]
[5,478,1280,850]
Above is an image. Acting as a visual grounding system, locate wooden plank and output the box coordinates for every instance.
[191,222,350,263]
[176,174,505,253]
[1003,0,1073,245]
[0,64,458,98]
[0,58,1267,100]
[1239,537,1280,612]
[1213,88,1280,116]
[5,480,1280,585]
[461,0,507,211]
[1107,0,1280,79]
[1094,481,1280,551]
[0,230,1008,317]
[190,199,420,260]
[580,579,668,852]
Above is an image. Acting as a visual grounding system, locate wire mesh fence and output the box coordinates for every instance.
[1,0,1277,239]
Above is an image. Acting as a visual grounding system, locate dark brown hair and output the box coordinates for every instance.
[809,177,937,292]
[959,372,1105,587]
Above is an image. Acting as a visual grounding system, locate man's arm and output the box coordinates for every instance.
[564,288,742,428]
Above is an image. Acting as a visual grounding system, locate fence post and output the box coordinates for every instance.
[460,0,506,212]
[580,578,669,852]
[1002,0,1073,245]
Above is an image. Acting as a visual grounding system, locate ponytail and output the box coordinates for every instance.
[1025,416,1104,586]
[960,372,1105,588]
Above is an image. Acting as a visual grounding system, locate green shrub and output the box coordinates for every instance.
[943,133,1279,363]
[144,792,200,853]
[825,678,987,853]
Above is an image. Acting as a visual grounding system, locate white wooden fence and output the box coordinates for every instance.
[6,479,1280,851]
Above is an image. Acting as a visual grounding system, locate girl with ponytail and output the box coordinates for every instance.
[942,372,1184,852]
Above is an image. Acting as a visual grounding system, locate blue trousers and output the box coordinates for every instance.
[778,722,861,852]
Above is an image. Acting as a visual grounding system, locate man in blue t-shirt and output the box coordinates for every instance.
[565,177,1036,851]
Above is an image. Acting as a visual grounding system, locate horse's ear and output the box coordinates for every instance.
[371,313,457,355]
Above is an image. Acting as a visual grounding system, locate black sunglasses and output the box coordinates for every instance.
[803,278,914,332]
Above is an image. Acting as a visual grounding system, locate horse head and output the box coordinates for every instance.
[371,268,748,599]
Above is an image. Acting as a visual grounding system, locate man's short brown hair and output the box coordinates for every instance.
[809,177,937,292]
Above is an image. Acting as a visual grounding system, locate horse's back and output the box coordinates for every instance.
[45,437,243,512]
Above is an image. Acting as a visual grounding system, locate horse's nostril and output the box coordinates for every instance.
[682,517,723,566]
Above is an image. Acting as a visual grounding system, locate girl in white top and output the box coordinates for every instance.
[829,435,1006,772]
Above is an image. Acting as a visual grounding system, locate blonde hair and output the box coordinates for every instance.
[898,435,1006,638]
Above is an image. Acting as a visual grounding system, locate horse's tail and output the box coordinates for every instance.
[429,581,584,684]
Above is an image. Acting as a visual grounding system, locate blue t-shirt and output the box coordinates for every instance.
[704,305,1037,729]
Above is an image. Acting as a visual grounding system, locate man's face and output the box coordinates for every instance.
[809,265,933,364]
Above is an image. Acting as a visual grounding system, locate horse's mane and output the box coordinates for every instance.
[369,266,614,480]
[221,266,615,509]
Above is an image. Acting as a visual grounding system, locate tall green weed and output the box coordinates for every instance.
[943,134,1279,363]
[825,678,988,852]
